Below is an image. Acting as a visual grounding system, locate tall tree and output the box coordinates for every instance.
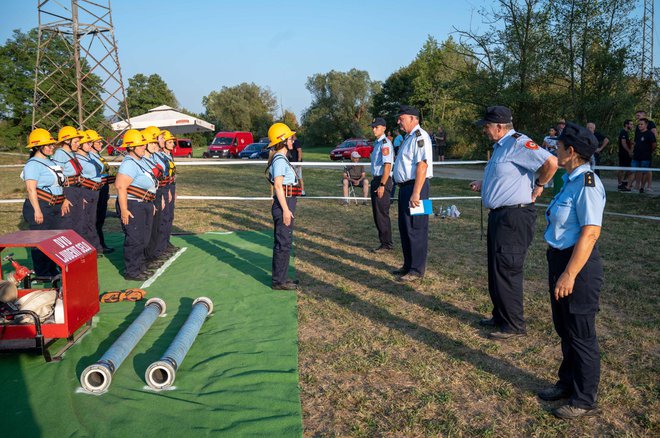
[302,69,380,147]
[121,73,178,116]
[203,82,277,138]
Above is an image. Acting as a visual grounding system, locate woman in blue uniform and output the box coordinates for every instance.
[538,122,606,420]
[155,130,178,257]
[87,129,115,254]
[76,131,104,254]
[266,123,300,290]
[141,126,167,266]
[114,129,158,281]
[21,128,66,277]
[52,126,84,232]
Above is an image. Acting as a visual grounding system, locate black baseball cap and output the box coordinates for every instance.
[558,122,598,157]
[475,105,513,126]
[397,105,420,118]
[370,117,386,127]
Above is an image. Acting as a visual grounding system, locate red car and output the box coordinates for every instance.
[329,138,373,161]
[108,138,194,157]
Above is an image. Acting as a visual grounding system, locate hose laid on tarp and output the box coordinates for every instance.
[145,297,213,390]
[80,298,166,393]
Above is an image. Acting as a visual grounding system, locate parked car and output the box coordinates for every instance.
[238,142,269,159]
[107,137,193,157]
[203,131,254,158]
[329,138,373,161]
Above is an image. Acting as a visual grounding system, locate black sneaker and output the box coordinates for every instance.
[371,245,393,253]
[124,273,149,281]
[478,317,498,327]
[640,188,645,194]
[391,266,409,276]
[619,186,631,192]
[102,247,115,254]
[538,385,572,401]
[272,281,298,290]
[552,404,598,420]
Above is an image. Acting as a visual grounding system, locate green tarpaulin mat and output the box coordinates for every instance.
[0,231,302,437]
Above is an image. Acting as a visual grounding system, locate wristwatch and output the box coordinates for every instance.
[534,178,544,188]
[380,182,385,187]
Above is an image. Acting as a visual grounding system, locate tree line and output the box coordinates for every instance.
[1,0,657,162]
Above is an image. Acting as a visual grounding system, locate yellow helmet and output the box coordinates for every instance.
[85,129,103,143]
[26,128,57,149]
[122,129,147,148]
[79,130,95,144]
[142,125,163,143]
[267,122,295,147]
[58,126,84,143]
[161,130,176,142]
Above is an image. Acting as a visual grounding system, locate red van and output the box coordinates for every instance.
[204,131,254,158]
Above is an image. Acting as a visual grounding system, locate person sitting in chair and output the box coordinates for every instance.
[343,151,369,205]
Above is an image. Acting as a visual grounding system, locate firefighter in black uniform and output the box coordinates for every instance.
[538,122,606,420]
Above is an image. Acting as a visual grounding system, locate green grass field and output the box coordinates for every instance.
[0,153,658,436]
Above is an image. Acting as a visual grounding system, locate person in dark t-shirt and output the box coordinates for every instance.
[617,119,634,191]
[635,110,657,192]
[287,134,305,195]
[633,118,657,193]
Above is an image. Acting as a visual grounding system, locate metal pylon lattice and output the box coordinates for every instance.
[32,0,129,143]
[641,0,655,115]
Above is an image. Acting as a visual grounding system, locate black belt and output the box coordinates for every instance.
[491,203,534,212]
[547,245,574,255]
[398,179,416,187]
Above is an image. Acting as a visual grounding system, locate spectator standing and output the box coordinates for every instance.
[617,120,634,191]
[635,110,657,192]
[586,123,609,176]
[434,126,447,161]
[556,119,567,136]
[632,118,657,193]
[542,127,559,155]
[288,133,305,196]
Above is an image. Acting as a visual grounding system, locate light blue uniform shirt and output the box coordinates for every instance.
[270,153,297,185]
[76,152,103,182]
[52,148,81,177]
[21,157,64,195]
[482,129,552,209]
[392,125,434,183]
[371,135,394,177]
[90,151,109,177]
[117,155,158,195]
[544,164,606,250]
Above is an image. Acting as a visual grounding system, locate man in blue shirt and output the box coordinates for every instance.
[369,117,394,252]
[470,106,558,340]
[392,105,434,282]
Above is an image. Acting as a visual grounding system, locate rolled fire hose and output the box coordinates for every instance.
[80,298,166,393]
[145,297,213,390]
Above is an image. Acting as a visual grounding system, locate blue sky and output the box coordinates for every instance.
[0,0,655,120]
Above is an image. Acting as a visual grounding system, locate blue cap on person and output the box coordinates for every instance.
[370,117,387,127]
[475,106,513,126]
[558,122,598,158]
[397,105,420,118]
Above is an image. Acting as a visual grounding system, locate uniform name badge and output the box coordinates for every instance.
[410,199,433,216]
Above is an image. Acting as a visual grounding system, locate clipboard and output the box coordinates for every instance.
[410,199,433,216]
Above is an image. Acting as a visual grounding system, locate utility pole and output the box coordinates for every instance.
[641,0,655,117]
[32,0,130,144]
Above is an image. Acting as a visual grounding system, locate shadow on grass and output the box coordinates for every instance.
[0,355,41,435]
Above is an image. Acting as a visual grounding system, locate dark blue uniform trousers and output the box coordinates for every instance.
[61,185,84,234]
[117,199,154,278]
[370,176,393,248]
[81,187,102,252]
[547,245,602,409]
[486,206,535,333]
[23,199,61,277]
[397,179,430,275]
[146,186,166,260]
[271,196,296,285]
[155,183,175,255]
[96,183,110,248]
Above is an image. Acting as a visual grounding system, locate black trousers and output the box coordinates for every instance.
[96,183,110,248]
[370,176,393,248]
[61,185,84,233]
[486,206,535,333]
[116,199,154,277]
[547,245,602,409]
[146,186,166,260]
[81,187,102,252]
[155,183,175,255]
[22,199,61,277]
[397,179,430,275]
[271,196,296,285]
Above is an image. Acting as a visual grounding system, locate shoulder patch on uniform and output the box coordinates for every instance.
[512,132,522,138]
[524,140,539,150]
[417,139,425,148]
[382,146,390,156]
[414,130,422,137]
[584,171,595,187]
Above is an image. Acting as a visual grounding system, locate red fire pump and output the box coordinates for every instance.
[0,230,99,362]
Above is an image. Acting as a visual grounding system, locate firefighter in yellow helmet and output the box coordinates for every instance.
[75,130,104,255]
[266,123,301,290]
[21,128,66,277]
[51,126,84,232]
[114,129,158,281]
[141,126,169,267]
[150,129,179,261]
[86,129,115,253]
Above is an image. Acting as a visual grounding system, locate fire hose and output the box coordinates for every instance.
[80,298,166,393]
[145,297,213,390]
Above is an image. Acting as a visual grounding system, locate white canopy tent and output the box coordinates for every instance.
[111,105,215,135]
